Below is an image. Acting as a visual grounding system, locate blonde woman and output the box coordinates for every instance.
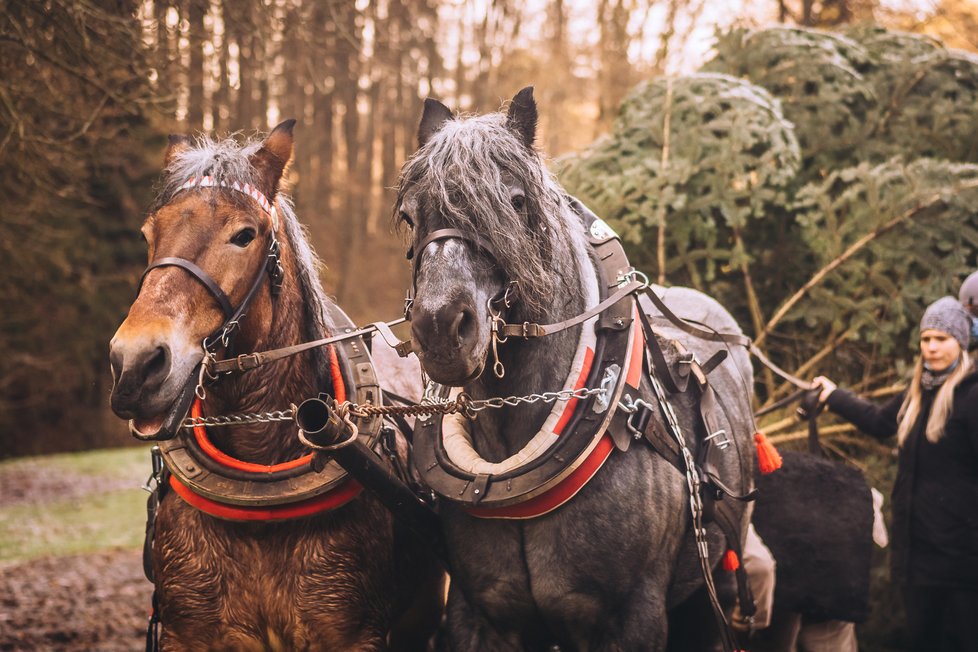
[812,296,978,652]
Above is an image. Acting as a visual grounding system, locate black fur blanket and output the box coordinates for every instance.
[752,451,874,622]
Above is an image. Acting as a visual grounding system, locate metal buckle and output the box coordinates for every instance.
[403,290,414,319]
[705,428,730,450]
[592,364,620,413]
[617,268,650,289]
[235,353,260,372]
[266,235,284,295]
[143,446,164,494]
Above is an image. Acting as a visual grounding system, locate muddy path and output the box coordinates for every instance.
[0,448,151,650]
[0,548,149,651]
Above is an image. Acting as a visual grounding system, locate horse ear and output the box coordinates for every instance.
[418,98,454,148]
[506,86,537,148]
[250,119,296,197]
[163,134,191,168]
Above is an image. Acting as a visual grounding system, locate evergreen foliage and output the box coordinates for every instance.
[704,27,877,175]
[558,25,978,400]
[560,30,978,648]
[556,74,802,339]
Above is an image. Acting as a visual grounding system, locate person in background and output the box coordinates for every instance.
[960,270,978,351]
[812,296,978,652]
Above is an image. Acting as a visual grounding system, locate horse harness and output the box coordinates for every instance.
[134,177,772,649]
[137,177,394,651]
[409,199,762,649]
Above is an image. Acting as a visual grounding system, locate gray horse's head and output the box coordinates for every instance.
[395,88,572,385]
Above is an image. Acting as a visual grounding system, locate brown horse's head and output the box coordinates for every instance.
[109,121,295,437]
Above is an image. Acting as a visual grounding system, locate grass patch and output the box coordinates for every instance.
[0,446,151,565]
[43,446,149,480]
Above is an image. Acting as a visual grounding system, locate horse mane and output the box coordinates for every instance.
[154,135,336,376]
[395,114,582,318]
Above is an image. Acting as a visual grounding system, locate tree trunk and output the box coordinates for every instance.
[186,0,205,130]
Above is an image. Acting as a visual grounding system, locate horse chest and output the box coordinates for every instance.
[154,494,394,647]
[444,452,685,625]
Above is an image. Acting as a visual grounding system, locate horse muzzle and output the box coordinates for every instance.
[109,327,203,440]
[410,300,490,385]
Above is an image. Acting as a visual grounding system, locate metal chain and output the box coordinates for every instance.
[467,386,604,413]
[180,386,605,430]
[182,408,296,429]
[648,370,737,647]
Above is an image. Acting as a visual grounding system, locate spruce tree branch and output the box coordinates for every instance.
[756,414,797,436]
[820,438,866,470]
[759,327,853,409]
[769,427,893,457]
[756,178,978,347]
[868,65,930,139]
[656,76,673,285]
[734,227,775,396]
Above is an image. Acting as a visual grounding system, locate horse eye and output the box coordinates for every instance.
[231,228,256,247]
[399,211,414,229]
[511,194,526,212]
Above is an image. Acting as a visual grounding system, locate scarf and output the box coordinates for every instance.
[921,359,958,391]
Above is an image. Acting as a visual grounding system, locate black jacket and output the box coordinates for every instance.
[826,371,978,588]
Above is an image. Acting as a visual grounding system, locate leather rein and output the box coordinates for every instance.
[400,199,811,391]
[197,196,812,397]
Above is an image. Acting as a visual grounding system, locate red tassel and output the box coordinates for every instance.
[755,431,783,474]
[722,548,740,571]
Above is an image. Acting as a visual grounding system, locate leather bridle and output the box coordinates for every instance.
[406,227,507,317]
[129,177,284,440]
[138,235,283,353]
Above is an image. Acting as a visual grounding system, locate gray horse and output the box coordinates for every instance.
[395,87,756,651]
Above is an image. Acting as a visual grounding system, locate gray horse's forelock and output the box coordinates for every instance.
[396,114,571,317]
[152,134,335,369]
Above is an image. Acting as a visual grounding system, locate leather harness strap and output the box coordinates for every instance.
[157,301,384,512]
[139,257,235,320]
[497,280,645,339]
[207,318,409,375]
[411,228,499,264]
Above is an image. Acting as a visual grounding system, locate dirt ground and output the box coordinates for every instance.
[0,448,151,651]
[0,548,149,651]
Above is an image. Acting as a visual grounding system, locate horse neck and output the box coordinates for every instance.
[465,211,595,461]
[204,229,327,465]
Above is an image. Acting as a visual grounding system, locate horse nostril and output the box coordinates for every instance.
[109,347,123,383]
[145,345,170,382]
[454,308,477,347]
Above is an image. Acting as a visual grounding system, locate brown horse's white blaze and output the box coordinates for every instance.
[109,126,292,437]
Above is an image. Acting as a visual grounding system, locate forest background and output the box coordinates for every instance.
[3,1,978,649]
[5,0,977,458]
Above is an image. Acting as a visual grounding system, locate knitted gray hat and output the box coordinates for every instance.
[920,296,971,351]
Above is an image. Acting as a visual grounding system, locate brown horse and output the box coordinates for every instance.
[109,122,443,650]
